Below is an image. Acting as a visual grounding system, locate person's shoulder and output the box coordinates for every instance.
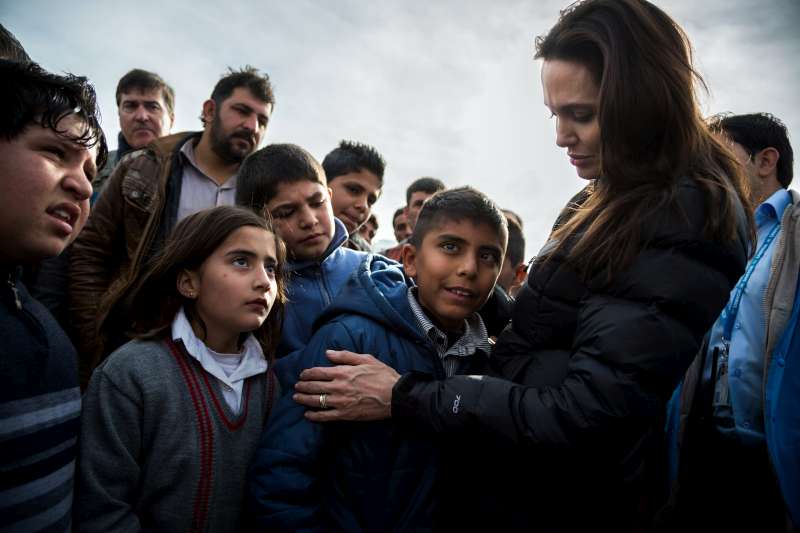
[94,338,173,384]
[331,244,368,262]
[323,245,368,274]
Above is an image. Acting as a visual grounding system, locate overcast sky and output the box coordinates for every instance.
[4,0,799,254]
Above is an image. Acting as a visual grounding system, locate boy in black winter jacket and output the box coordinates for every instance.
[248,187,508,531]
[0,60,107,531]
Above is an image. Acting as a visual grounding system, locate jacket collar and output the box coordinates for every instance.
[171,306,267,384]
[147,131,202,160]
[116,132,135,161]
[756,188,792,228]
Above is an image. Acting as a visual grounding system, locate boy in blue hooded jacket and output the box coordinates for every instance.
[236,143,370,359]
[247,187,508,531]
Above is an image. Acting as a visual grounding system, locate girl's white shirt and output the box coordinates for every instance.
[171,307,268,414]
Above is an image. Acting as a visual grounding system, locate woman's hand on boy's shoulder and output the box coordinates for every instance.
[293,350,399,423]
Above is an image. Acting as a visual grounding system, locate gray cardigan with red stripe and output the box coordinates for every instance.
[74,338,278,532]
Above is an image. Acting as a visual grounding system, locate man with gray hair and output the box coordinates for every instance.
[91,69,175,200]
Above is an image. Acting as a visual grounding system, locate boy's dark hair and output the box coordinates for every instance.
[410,186,508,249]
[392,207,405,225]
[211,65,275,108]
[115,68,176,115]
[406,177,446,205]
[322,140,386,185]
[502,208,524,230]
[236,143,326,211]
[505,217,525,266]
[128,205,287,360]
[0,23,30,62]
[1,60,108,168]
[709,112,794,188]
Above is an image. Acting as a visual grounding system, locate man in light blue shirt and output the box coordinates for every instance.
[668,113,797,531]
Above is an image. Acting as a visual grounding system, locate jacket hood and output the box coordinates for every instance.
[287,217,350,271]
[313,254,424,342]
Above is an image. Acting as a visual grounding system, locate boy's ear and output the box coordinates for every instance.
[401,243,418,278]
[514,263,528,285]
[177,269,201,299]
[201,99,216,127]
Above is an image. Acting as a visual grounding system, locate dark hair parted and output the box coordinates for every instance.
[709,112,794,188]
[236,143,326,212]
[406,177,446,205]
[115,68,176,115]
[392,207,406,225]
[128,206,287,360]
[211,65,275,107]
[1,60,108,169]
[505,217,526,267]
[0,23,31,62]
[535,0,753,278]
[410,186,508,250]
[322,140,386,185]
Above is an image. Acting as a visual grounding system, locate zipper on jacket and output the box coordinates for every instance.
[7,272,21,310]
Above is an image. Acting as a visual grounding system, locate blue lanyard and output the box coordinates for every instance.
[721,221,781,343]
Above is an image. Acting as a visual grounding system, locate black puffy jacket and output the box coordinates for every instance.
[392,178,749,531]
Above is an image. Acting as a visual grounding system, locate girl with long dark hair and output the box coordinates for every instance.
[75,206,286,532]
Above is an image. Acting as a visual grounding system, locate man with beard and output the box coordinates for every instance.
[70,66,274,386]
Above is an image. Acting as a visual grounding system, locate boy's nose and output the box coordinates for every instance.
[457,255,478,278]
[298,206,318,228]
[63,163,93,202]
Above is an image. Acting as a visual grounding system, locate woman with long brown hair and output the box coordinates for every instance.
[288,0,752,529]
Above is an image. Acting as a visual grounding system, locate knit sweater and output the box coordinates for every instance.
[74,338,279,532]
[0,269,81,533]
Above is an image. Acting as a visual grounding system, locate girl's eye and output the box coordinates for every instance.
[265,264,277,275]
[441,242,458,253]
[311,200,325,208]
[273,209,292,219]
[573,113,593,123]
[232,257,249,267]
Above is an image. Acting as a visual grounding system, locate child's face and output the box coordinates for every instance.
[403,219,505,331]
[329,169,381,234]
[358,218,377,243]
[266,180,335,262]
[497,253,519,292]
[393,212,412,242]
[0,115,96,264]
[180,226,279,350]
[405,191,435,230]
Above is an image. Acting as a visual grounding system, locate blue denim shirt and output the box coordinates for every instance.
[706,188,792,445]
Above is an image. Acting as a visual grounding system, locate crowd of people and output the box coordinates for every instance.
[1,0,798,531]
